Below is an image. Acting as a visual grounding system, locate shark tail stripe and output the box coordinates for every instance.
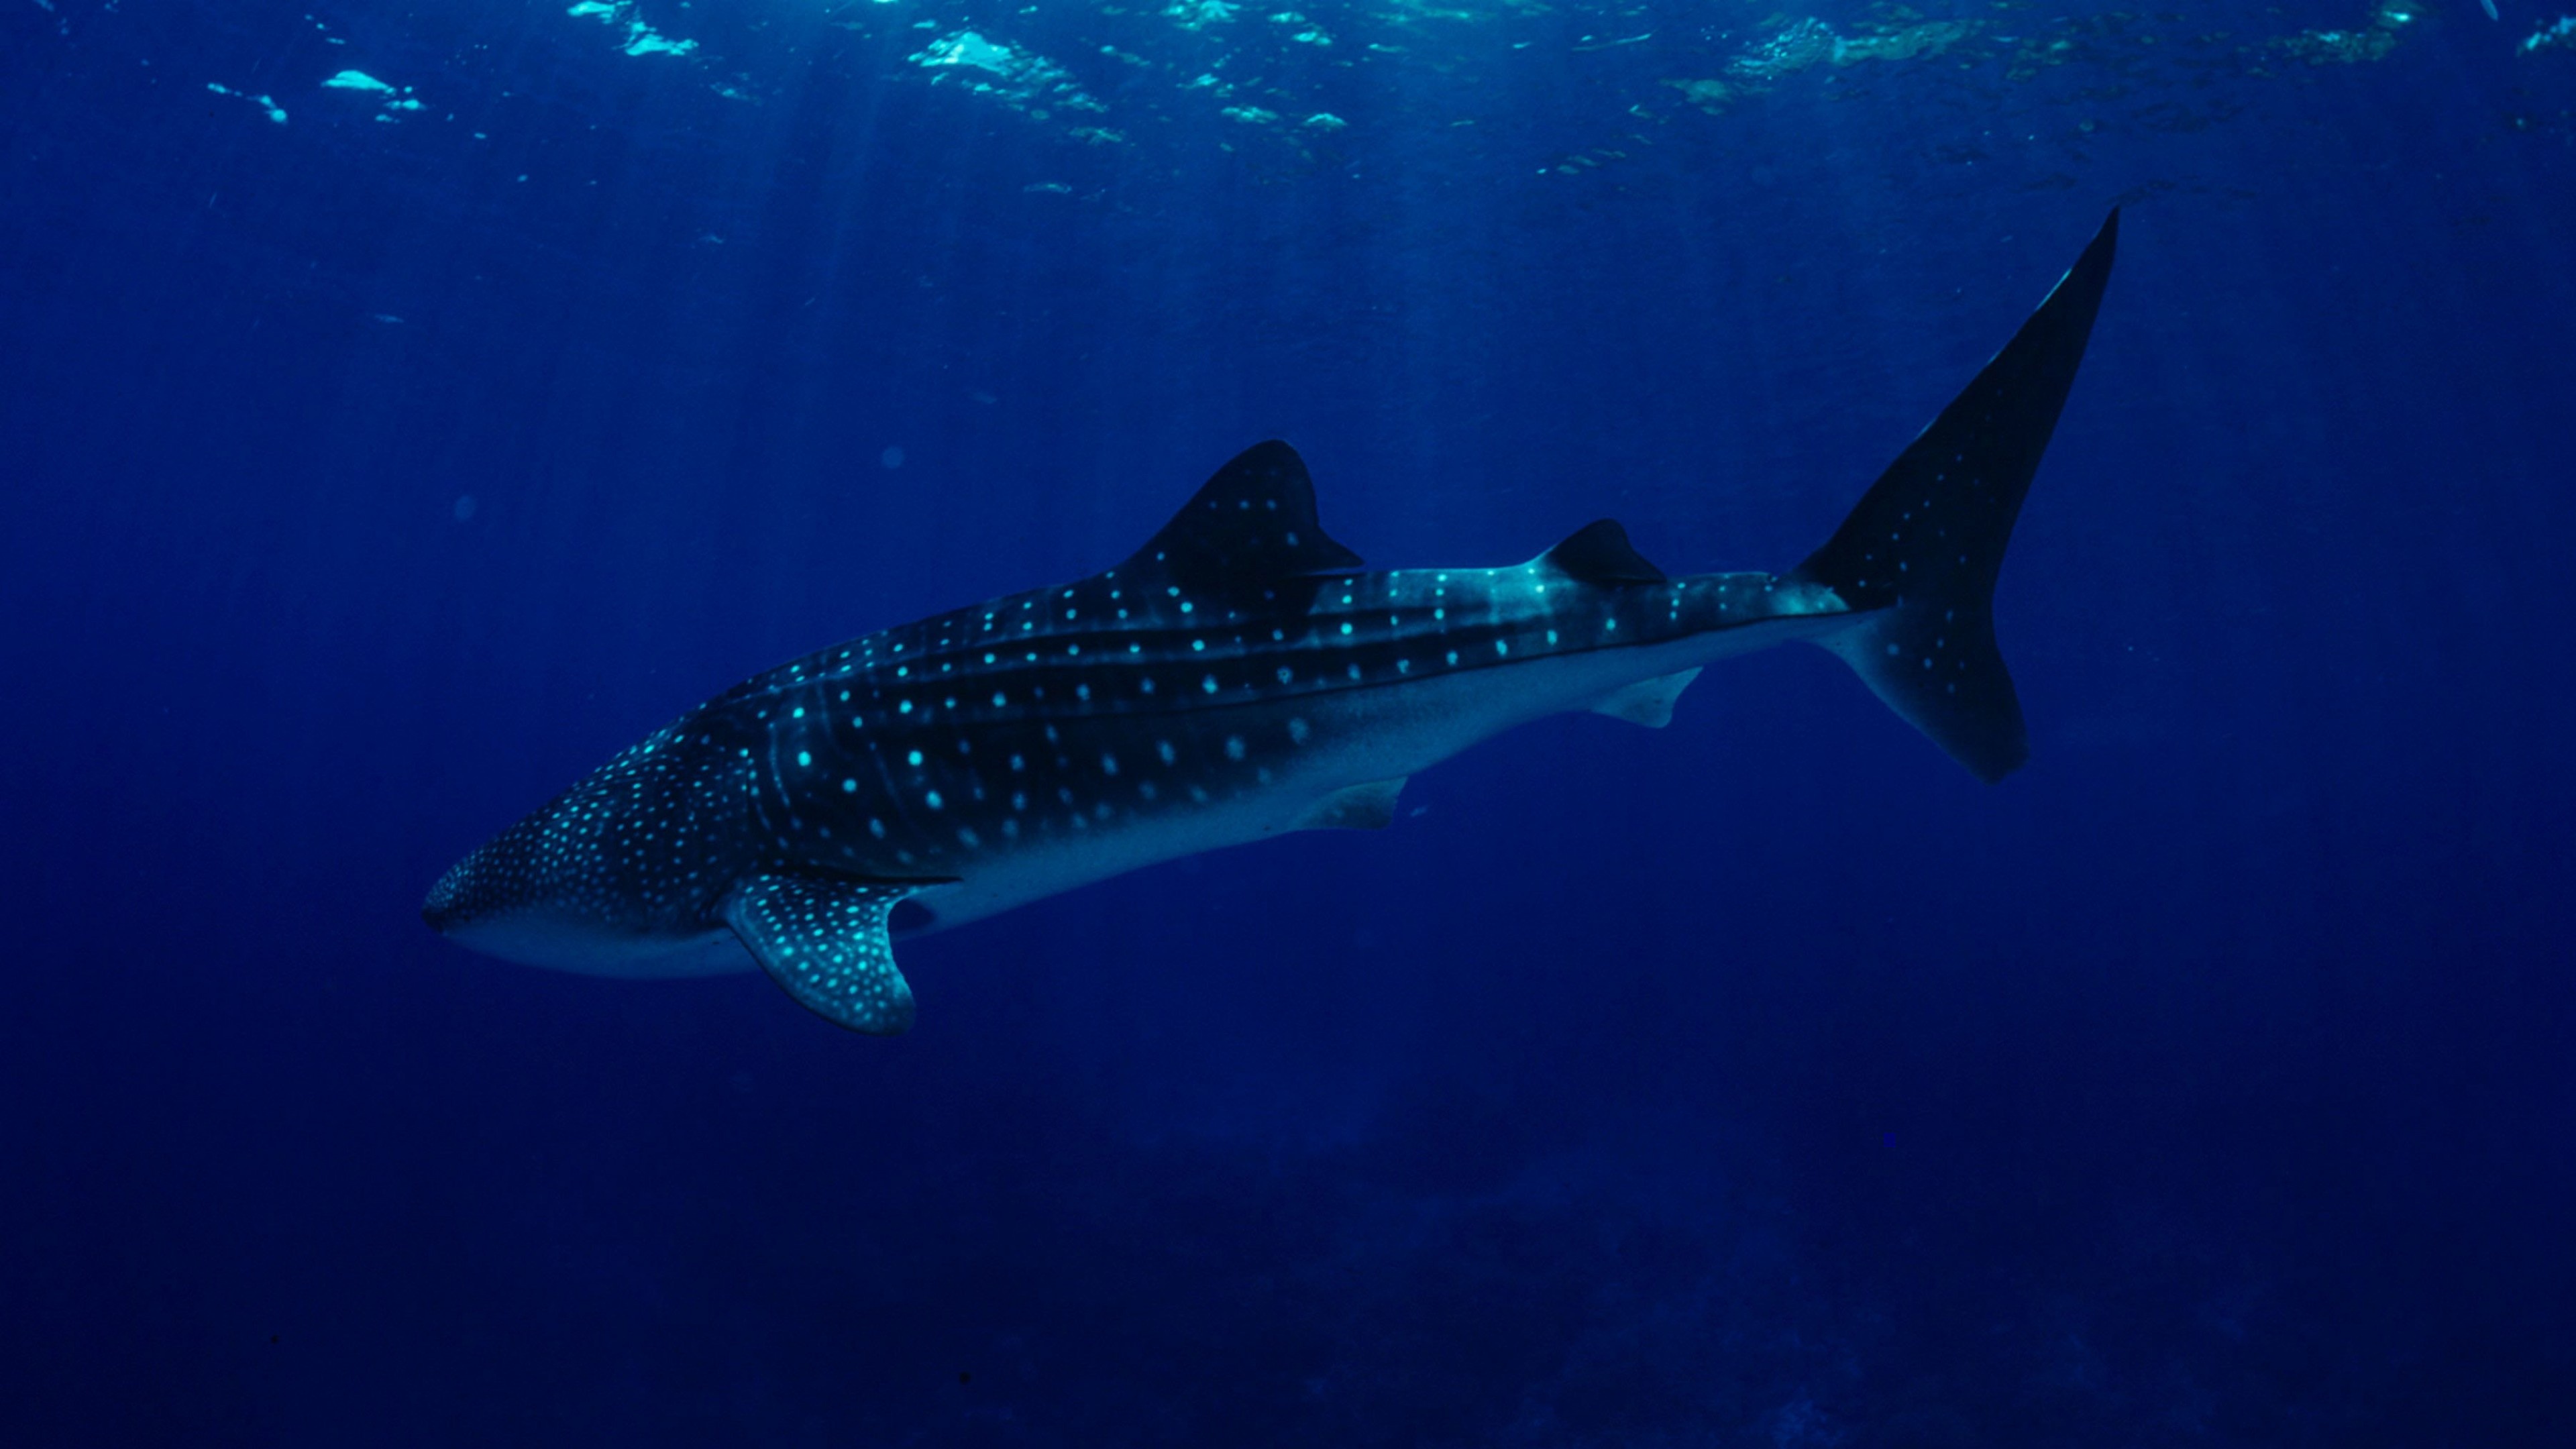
[1787,209,2118,784]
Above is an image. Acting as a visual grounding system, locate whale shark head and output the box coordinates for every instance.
[424,728,761,977]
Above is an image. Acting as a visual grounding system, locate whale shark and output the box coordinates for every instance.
[425,213,2118,1034]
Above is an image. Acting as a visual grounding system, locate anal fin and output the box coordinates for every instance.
[722,871,938,1034]
[1592,667,1703,729]
[1294,777,1408,831]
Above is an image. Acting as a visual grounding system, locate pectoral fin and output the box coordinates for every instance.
[721,871,936,1034]
[1592,667,1703,728]
[1295,777,1408,831]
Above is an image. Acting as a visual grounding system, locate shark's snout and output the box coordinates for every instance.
[422,820,755,979]
[423,833,543,938]
[421,851,484,934]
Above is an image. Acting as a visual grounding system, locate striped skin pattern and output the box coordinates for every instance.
[424,213,2117,1033]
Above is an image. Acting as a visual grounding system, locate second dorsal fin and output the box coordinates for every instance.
[1123,441,1364,596]
[1540,519,1668,585]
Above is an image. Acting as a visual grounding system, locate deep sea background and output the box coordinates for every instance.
[6,0,2575,1442]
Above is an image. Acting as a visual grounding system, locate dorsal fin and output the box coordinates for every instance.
[1123,441,1364,596]
[1541,519,1668,585]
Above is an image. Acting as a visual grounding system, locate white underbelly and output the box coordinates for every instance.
[446,914,757,978]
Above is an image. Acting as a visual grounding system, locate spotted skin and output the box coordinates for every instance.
[727,544,1830,893]
[425,212,2117,1032]
[722,874,920,1034]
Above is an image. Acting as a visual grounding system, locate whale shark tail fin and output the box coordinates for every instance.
[1786,210,2118,784]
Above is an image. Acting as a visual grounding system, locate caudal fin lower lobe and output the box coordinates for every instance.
[1786,211,2118,783]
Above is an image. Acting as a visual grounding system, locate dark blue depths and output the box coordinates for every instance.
[5,0,2575,1444]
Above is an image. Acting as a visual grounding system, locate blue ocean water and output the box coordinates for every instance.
[6,0,2574,1441]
